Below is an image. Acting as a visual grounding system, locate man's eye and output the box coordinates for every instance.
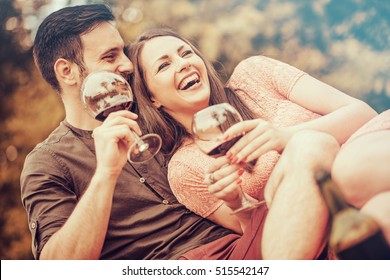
[103,54,116,61]
[158,62,169,72]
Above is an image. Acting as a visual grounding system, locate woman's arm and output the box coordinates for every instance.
[224,72,377,164]
[287,74,377,144]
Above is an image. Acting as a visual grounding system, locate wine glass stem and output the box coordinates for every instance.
[239,187,251,206]
[129,130,149,152]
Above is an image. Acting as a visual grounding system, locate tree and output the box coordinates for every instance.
[0,0,48,260]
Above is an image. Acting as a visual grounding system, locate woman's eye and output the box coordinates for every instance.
[182,50,193,57]
[158,62,169,72]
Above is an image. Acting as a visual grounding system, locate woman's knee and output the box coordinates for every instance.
[332,131,390,207]
[332,146,365,206]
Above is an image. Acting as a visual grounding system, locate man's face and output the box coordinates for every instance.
[81,21,133,80]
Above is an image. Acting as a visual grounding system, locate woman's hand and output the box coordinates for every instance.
[204,156,261,232]
[223,119,293,164]
[204,156,246,210]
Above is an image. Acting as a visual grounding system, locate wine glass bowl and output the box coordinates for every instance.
[81,70,162,163]
[192,103,264,214]
[192,103,244,157]
[81,71,133,121]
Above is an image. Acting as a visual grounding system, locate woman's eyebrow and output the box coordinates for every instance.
[155,45,186,62]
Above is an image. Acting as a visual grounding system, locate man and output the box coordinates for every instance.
[21,4,338,260]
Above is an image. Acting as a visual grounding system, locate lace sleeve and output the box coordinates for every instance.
[168,144,224,218]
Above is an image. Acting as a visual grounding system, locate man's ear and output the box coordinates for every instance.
[54,58,77,86]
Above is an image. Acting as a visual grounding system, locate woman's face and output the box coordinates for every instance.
[140,36,210,118]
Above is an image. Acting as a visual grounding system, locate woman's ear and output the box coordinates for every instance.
[151,97,162,109]
[54,58,77,86]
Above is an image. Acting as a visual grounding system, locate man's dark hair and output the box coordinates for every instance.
[33,4,115,94]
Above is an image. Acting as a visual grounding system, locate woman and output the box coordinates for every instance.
[129,28,377,259]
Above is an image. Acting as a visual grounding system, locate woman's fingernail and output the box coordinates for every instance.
[231,156,238,163]
[226,151,232,159]
[236,178,242,185]
[238,169,244,176]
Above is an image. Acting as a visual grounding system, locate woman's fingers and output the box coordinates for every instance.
[204,156,244,201]
[223,119,259,138]
[207,168,243,201]
[225,119,289,164]
[205,156,231,174]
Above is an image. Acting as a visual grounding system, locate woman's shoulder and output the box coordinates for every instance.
[232,55,304,73]
[234,55,279,70]
[228,55,277,84]
[227,55,277,91]
[229,55,305,95]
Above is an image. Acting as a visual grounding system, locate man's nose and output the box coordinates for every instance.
[118,53,134,74]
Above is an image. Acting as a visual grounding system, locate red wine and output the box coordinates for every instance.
[207,135,257,173]
[95,101,132,121]
[207,135,242,157]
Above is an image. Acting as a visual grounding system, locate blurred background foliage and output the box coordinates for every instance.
[1,0,389,259]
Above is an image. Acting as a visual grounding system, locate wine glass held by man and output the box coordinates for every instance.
[81,70,162,163]
[128,28,378,259]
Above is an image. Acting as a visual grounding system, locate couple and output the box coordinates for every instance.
[20,3,389,260]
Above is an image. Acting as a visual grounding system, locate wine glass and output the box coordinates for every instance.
[191,103,264,214]
[81,70,162,163]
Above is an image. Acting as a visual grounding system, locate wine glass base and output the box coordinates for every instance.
[230,200,266,215]
[128,134,162,163]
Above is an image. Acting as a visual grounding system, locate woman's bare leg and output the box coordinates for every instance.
[332,130,390,244]
[332,130,390,207]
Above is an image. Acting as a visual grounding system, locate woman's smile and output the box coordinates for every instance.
[141,35,210,114]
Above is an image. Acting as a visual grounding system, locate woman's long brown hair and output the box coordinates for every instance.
[129,28,256,162]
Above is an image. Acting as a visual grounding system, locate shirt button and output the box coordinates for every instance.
[162,199,169,205]
[139,177,146,183]
[31,222,36,230]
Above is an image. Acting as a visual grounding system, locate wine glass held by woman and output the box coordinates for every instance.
[81,70,162,163]
[128,28,378,259]
[192,103,265,214]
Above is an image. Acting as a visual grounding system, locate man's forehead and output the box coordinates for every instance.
[81,22,123,53]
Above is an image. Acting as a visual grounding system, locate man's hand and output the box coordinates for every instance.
[92,110,141,177]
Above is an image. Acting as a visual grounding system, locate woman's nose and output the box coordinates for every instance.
[176,57,191,73]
